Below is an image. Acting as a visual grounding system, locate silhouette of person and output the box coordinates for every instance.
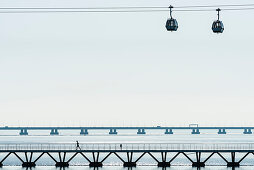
[120,144,122,150]
[76,141,81,150]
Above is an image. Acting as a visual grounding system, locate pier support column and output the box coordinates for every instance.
[109,128,117,135]
[55,162,69,167]
[50,129,59,135]
[22,162,36,167]
[89,162,103,167]
[89,152,103,167]
[158,152,171,167]
[217,152,240,167]
[47,152,69,167]
[13,152,44,167]
[81,152,111,167]
[137,128,146,134]
[165,129,173,134]
[80,152,112,167]
[243,128,252,134]
[227,152,240,167]
[218,128,226,134]
[191,129,200,134]
[19,129,28,135]
[123,162,136,167]
[192,152,205,167]
[158,162,171,167]
[123,152,136,167]
[114,152,138,167]
[80,129,89,135]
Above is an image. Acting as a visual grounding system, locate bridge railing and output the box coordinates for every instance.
[0,143,254,151]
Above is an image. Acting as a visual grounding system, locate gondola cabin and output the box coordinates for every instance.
[166,18,178,31]
[212,20,224,33]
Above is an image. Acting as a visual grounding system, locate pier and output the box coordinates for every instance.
[1,126,254,135]
[0,143,254,167]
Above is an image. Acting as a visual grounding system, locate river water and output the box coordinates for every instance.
[0,129,254,169]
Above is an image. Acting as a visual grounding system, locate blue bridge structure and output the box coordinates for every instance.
[0,143,254,167]
[0,126,254,135]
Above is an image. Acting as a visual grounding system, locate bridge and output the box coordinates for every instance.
[0,143,254,167]
[0,126,254,135]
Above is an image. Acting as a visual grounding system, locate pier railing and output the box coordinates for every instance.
[1,143,254,151]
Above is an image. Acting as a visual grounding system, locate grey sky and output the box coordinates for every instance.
[0,0,254,126]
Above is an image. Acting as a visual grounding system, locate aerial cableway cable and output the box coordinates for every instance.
[174,3,254,8]
[2,3,254,10]
[0,3,254,33]
[0,7,254,13]
[1,3,254,13]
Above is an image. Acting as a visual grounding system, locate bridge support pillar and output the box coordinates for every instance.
[114,152,137,167]
[50,129,59,135]
[137,128,146,134]
[13,152,42,168]
[218,128,226,134]
[165,129,173,134]
[243,128,252,134]
[89,162,103,167]
[109,128,117,135]
[192,162,205,167]
[47,152,70,167]
[85,152,105,167]
[191,129,200,134]
[227,162,240,167]
[191,152,205,167]
[22,162,36,167]
[158,162,170,167]
[19,129,28,135]
[227,152,240,167]
[80,129,88,135]
[123,162,136,167]
[55,162,69,167]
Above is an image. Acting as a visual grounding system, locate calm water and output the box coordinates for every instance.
[0,130,254,169]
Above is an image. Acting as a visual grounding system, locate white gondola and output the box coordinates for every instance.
[166,6,178,31]
[212,8,224,33]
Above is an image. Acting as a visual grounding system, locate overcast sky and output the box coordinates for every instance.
[0,0,254,126]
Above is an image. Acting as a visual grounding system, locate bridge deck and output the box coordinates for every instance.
[1,126,254,135]
[2,126,254,130]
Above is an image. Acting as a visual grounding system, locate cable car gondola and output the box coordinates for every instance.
[212,8,224,33]
[166,6,178,31]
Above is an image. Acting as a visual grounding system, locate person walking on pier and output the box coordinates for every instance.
[120,144,122,150]
[76,141,81,150]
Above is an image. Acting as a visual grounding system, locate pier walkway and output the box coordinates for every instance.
[0,143,254,167]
